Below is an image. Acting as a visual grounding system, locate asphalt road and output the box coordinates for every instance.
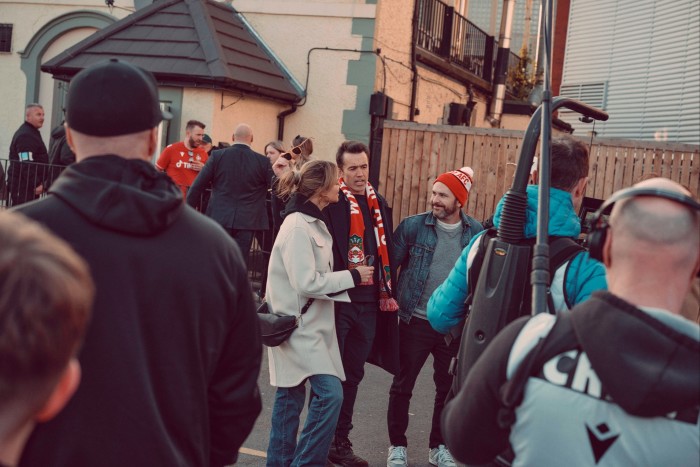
[235,348,447,467]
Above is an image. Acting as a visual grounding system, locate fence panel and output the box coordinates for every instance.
[377,121,700,224]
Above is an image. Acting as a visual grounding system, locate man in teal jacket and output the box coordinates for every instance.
[427,137,607,335]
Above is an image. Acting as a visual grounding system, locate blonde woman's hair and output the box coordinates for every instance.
[277,160,337,200]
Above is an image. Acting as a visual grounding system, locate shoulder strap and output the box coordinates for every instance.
[444,228,496,346]
[497,312,574,429]
[547,237,585,311]
[521,237,585,315]
[467,227,498,300]
[548,237,585,276]
[300,298,315,316]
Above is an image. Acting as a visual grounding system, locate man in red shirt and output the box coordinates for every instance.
[156,119,208,197]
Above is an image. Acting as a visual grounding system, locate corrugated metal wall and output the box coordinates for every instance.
[559,0,700,145]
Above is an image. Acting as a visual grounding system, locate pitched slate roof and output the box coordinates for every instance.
[41,0,302,103]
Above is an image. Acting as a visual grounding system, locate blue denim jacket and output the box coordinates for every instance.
[392,210,483,323]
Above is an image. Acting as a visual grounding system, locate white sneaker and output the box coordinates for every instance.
[429,445,456,467]
[387,445,408,467]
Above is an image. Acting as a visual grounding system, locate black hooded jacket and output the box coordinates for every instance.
[48,124,76,166]
[16,155,262,467]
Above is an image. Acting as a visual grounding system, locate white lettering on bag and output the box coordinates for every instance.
[541,350,603,399]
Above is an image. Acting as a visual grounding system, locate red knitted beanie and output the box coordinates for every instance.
[435,167,474,206]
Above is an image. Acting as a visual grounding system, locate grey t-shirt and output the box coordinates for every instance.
[413,219,463,319]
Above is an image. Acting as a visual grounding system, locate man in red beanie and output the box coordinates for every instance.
[386,167,483,467]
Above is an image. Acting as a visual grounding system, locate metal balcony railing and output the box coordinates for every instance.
[415,0,521,92]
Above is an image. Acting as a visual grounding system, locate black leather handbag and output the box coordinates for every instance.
[257,298,315,347]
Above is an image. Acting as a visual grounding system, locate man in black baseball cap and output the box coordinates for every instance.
[15,59,262,467]
[65,58,172,137]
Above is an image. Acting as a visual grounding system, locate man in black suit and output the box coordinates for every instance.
[325,141,399,467]
[187,123,273,261]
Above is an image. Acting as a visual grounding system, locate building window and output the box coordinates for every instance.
[0,24,12,52]
[559,82,608,111]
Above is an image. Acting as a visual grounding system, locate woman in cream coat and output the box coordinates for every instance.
[266,160,373,467]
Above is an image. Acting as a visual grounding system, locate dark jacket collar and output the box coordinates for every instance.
[22,121,40,133]
[282,193,325,222]
[424,210,475,228]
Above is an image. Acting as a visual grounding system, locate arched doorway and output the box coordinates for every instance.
[19,11,116,140]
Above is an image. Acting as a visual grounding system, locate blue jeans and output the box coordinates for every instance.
[267,374,343,467]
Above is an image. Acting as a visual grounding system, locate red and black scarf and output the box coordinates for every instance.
[339,178,399,312]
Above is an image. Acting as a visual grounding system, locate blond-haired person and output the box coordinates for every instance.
[266,160,372,467]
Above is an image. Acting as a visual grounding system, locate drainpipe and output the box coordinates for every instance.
[276,105,297,141]
[486,0,516,127]
[409,1,420,121]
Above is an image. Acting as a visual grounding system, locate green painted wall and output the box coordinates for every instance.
[341,15,376,145]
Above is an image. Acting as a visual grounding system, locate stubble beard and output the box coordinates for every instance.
[433,202,458,221]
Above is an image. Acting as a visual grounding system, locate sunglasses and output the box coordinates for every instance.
[280,137,312,160]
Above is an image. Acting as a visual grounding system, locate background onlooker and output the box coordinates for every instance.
[7,104,48,207]
[0,211,93,467]
[186,123,273,264]
[268,140,289,241]
[201,133,213,156]
[271,136,313,239]
[47,122,76,167]
[291,134,313,167]
[264,140,286,166]
[156,119,208,198]
[45,122,76,189]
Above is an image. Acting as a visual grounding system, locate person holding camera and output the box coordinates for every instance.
[266,160,372,467]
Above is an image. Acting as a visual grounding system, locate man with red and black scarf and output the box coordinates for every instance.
[325,140,399,466]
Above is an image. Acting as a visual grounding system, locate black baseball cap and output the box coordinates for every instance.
[65,58,172,137]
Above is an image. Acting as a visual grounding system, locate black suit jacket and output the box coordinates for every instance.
[324,189,399,375]
[187,143,273,230]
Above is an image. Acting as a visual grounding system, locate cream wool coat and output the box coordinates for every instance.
[266,211,355,387]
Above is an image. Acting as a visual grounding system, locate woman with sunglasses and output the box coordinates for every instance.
[266,160,373,467]
[291,134,314,166]
[270,136,314,239]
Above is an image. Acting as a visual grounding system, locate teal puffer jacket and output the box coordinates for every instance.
[427,185,607,334]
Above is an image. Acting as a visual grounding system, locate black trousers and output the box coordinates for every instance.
[334,301,377,438]
[228,229,255,266]
[387,317,458,448]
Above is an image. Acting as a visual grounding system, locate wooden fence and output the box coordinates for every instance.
[377,120,700,227]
